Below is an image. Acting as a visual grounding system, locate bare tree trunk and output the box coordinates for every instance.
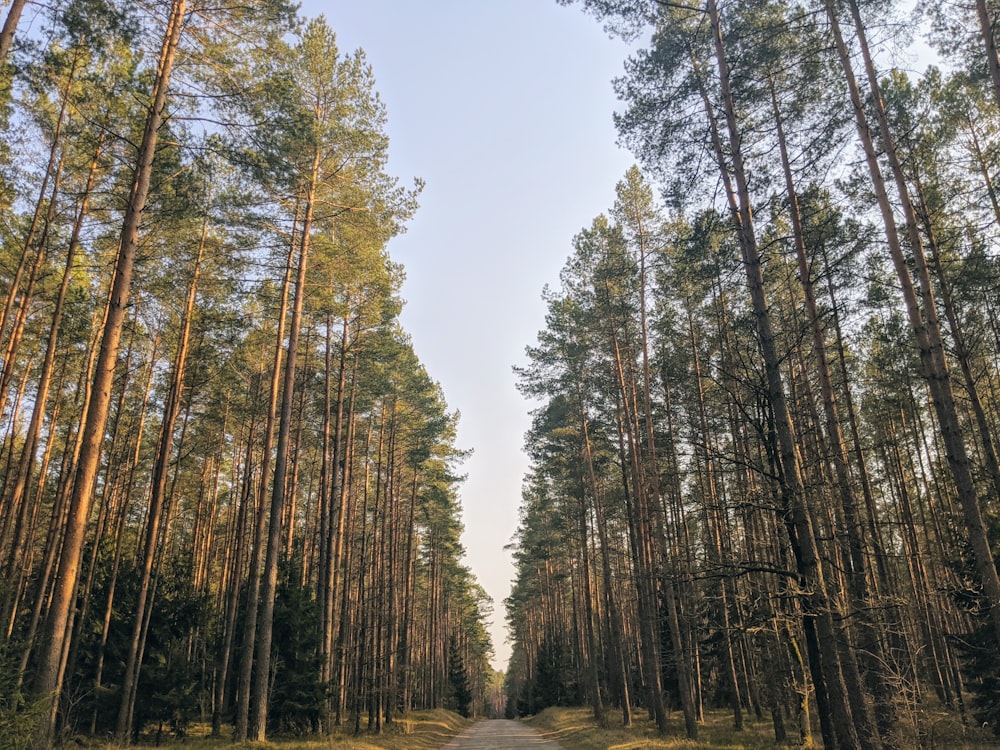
[913,186,1000,504]
[576,480,605,726]
[628,172,699,740]
[688,311,743,731]
[0,136,98,629]
[234,208,295,742]
[397,467,418,715]
[31,4,187,742]
[318,314,335,729]
[248,149,321,741]
[333,365,359,725]
[0,52,81,444]
[212,408,258,736]
[701,1,864,744]
[769,78,894,739]
[605,324,670,735]
[15,306,103,690]
[974,0,1000,110]
[830,0,1000,646]
[0,0,26,66]
[582,410,631,726]
[116,209,208,740]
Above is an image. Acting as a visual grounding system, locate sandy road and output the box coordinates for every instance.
[441,719,565,749]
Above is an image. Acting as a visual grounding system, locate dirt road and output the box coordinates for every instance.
[441,719,565,748]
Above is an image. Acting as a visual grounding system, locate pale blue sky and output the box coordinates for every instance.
[299,0,636,669]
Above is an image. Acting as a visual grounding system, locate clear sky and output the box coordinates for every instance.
[298,0,636,670]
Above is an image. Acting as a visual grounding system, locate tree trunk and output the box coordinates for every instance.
[581,410,631,726]
[701,1,864,744]
[770,78,894,740]
[234,208,295,742]
[0,58,75,436]
[830,0,1000,646]
[606,323,670,734]
[116,209,208,740]
[974,0,1000,111]
[0,0,26,66]
[248,148,321,741]
[31,4,187,742]
[688,311,743,731]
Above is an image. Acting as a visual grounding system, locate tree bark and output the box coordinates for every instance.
[831,0,1000,646]
[248,147,321,741]
[701,1,863,743]
[974,0,1000,111]
[31,3,187,742]
[116,209,208,740]
[233,213,294,741]
[0,0,27,70]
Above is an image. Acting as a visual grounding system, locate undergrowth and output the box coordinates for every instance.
[523,705,998,749]
[88,708,470,750]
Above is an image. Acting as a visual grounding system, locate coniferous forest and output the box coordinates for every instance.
[4,0,1000,748]
[0,1,494,746]
[504,0,1000,748]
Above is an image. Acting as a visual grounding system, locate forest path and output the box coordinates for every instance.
[441,719,565,749]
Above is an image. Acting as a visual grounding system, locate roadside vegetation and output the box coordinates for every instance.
[77,709,470,750]
[524,706,997,750]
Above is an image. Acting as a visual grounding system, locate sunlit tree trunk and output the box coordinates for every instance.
[212,405,259,736]
[116,210,208,740]
[0,0,26,67]
[0,132,102,632]
[701,1,865,743]
[31,4,187,741]
[248,147,321,741]
[0,57,76,435]
[829,0,1000,646]
[234,210,294,742]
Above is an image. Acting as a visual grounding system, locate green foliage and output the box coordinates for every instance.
[533,634,576,712]
[446,634,472,718]
[0,643,46,750]
[268,558,326,734]
[70,554,210,741]
[129,562,210,740]
[507,634,576,718]
[954,621,1000,737]
[132,641,201,742]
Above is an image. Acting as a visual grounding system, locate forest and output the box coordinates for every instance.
[0,1,495,746]
[504,0,1000,748]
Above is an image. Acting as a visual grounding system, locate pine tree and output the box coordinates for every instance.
[447,634,473,718]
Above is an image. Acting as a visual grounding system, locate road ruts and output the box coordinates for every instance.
[442,719,565,749]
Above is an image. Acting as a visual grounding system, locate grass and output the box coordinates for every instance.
[524,707,781,749]
[83,709,471,750]
[62,704,1000,749]
[523,705,1000,749]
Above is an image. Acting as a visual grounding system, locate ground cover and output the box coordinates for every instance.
[523,705,997,749]
[76,709,470,750]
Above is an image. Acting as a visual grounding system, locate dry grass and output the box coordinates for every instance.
[524,707,779,749]
[523,705,1000,749]
[85,709,471,750]
[72,704,999,749]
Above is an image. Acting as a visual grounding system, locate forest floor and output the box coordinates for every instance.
[77,704,1000,749]
[85,709,471,750]
[522,705,999,749]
